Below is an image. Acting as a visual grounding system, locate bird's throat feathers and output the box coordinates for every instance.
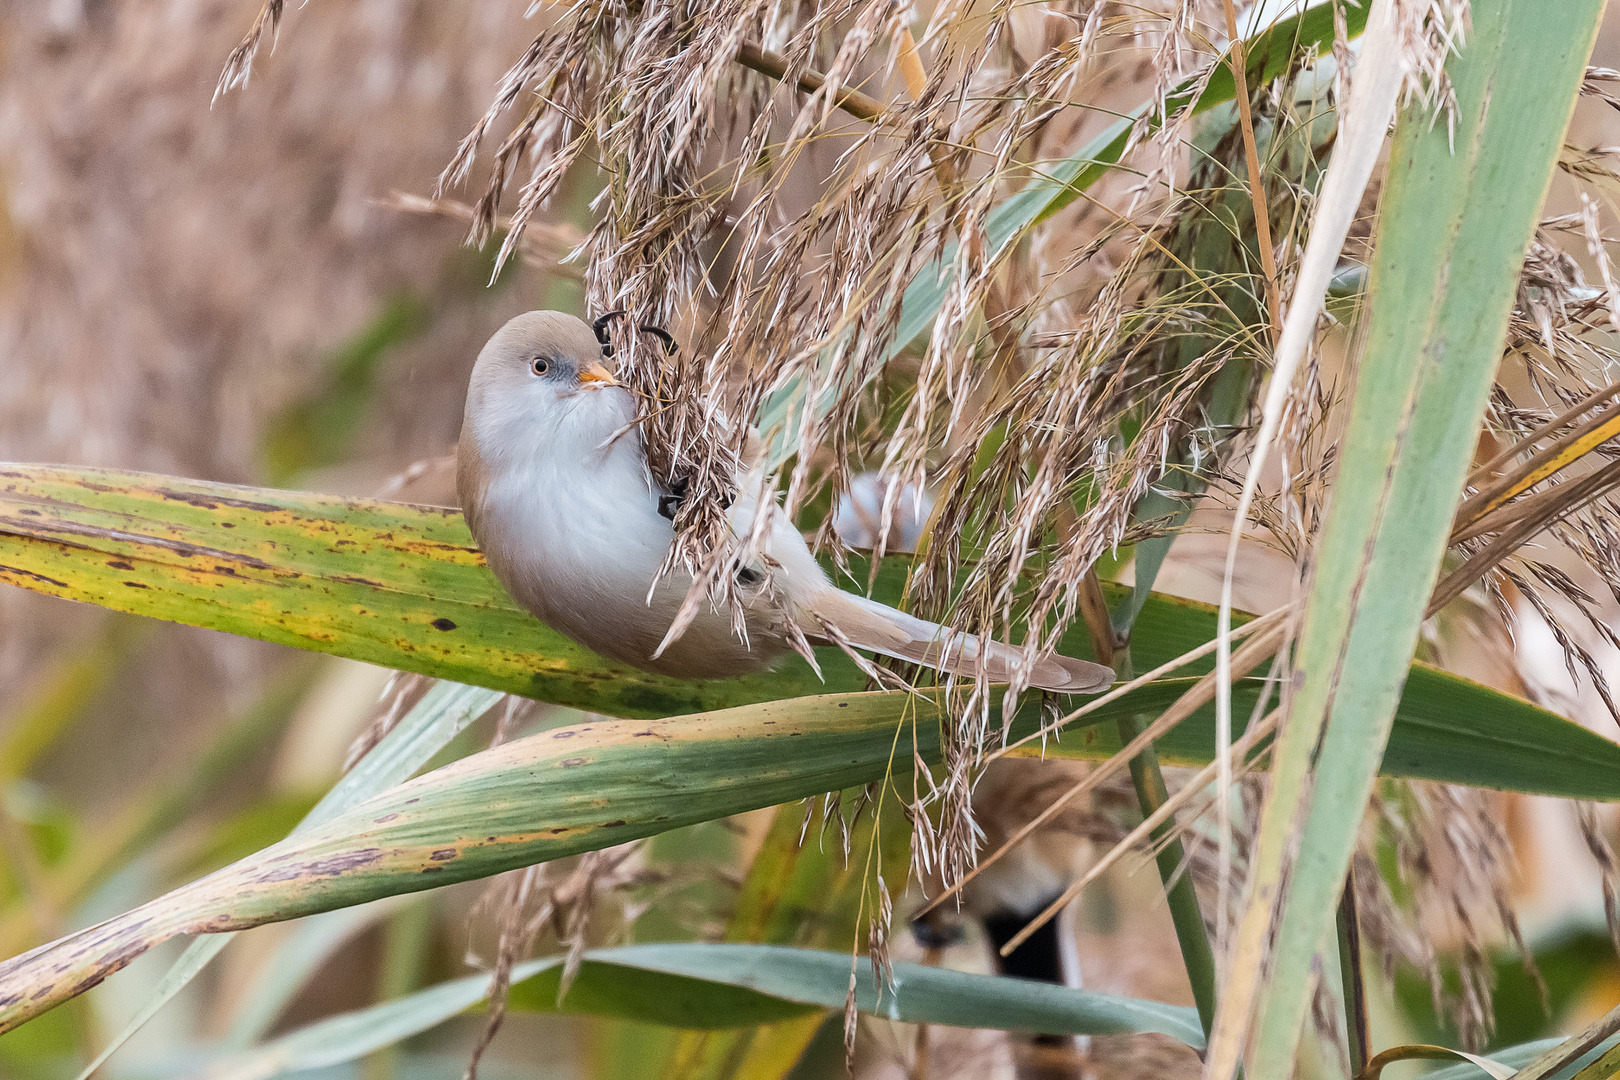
[472,381,637,472]
[458,381,645,541]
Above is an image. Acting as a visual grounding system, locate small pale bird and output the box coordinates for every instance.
[456,310,1113,693]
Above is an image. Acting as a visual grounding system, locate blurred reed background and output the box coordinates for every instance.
[3,2,1620,1079]
[0,4,573,1075]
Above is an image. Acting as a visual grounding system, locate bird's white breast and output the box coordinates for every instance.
[467,387,796,678]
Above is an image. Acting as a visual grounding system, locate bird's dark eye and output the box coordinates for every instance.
[531,357,550,376]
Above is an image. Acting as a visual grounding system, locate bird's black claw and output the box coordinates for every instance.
[657,475,690,521]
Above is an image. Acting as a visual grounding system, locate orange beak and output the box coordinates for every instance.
[578,362,619,388]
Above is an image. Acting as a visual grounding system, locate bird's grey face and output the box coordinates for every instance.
[464,311,632,463]
[480,312,618,399]
[520,342,619,397]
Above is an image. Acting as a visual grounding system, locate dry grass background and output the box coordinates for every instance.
[0,0,548,811]
[5,2,1620,1078]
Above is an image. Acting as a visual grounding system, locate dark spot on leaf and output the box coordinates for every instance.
[19,515,276,570]
[429,848,458,861]
[602,820,627,828]
[561,757,588,767]
[432,617,457,631]
[254,848,384,883]
[123,581,148,589]
[421,866,444,874]
[553,730,576,739]
[157,488,283,514]
[0,565,68,588]
[106,559,134,570]
[374,813,400,824]
[221,522,236,528]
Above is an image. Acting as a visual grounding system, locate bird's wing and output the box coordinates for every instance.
[802,591,1113,694]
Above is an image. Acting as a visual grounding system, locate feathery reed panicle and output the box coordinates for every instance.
[222,0,1617,940]
[9,0,1620,1076]
[436,0,974,634]
[894,63,1334,878]
[215,0,286,101]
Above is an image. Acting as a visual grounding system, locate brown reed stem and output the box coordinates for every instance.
[1220,0,1283,346]
[734,43,888,125]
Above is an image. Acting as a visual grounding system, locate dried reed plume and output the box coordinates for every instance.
[203,0,1620,1058]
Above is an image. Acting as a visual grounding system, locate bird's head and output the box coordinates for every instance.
[470,309,622,403]
[462,310,632,466]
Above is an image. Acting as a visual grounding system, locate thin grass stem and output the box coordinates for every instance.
[1337,869,1370,1077]
[1115,693,1219,1039]
[1220,0,1283,345]
[1080,573,1218,1039]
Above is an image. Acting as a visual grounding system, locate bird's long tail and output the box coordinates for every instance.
[803,592,1113,694]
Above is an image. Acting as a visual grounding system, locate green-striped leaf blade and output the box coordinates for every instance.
[196,943,1201,1080]
[0,465,1613,801]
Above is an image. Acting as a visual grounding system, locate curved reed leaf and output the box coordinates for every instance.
[1353,1044,1514,1080]
[1213,2,1609,1076]
[4,676,1620,1035]
[0,466,1614,781]
[2,463,1618,1038]
[0,465,1617,795]
[0,463,799,718]
[66,680,500,1080]
[1427,1038,1620,1080]
[200,944,1201,1080]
